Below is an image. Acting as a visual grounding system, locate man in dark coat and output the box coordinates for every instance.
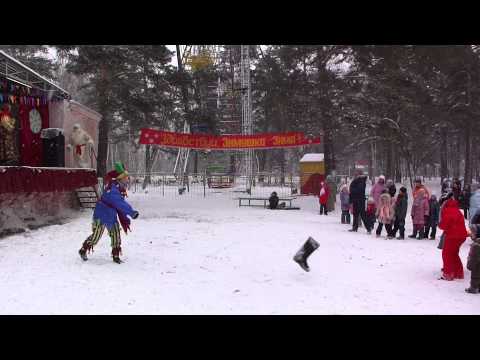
[392,187,408,239]
[348,171,368,232]
[425,194,440,240]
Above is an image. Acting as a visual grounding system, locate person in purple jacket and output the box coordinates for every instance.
[339,184,351,224]
[78,162,139,264]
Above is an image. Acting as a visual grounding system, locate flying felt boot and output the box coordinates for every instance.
[293,237,320,272]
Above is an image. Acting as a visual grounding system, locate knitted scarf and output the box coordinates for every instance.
[101,198,131,234]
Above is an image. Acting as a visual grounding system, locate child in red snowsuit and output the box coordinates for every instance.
[438,198,468,280]
[319,181,330,215]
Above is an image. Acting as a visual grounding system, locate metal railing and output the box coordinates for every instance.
[126,172,306,198]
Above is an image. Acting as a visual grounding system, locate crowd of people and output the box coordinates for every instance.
[80,162,480,295]
[329,170,480,294]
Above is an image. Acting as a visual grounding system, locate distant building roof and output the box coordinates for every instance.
[0,50,70,100]
[300,153,324,162]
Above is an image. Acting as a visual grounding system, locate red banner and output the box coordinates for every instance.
[139,129,321,150]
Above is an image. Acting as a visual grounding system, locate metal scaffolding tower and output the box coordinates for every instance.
[173,45,254,191]
[240,45,254,193]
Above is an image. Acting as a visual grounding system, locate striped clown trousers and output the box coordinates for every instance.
[85,220,122,251]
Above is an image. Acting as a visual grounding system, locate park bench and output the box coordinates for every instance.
[237,196,297,209]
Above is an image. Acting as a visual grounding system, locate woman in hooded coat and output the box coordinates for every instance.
[409,188,430,239]
[438,198,468,280]
[370,175,386,207]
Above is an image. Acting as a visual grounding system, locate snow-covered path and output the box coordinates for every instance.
[0,191,478,314]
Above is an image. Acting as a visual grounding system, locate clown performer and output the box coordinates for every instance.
[67,123,94,168]
[78,162,139,264]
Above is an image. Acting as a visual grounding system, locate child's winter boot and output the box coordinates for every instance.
[293,237,320,272]
[465,287,479,294]
[78,239,92,261]
[112,247,123,264]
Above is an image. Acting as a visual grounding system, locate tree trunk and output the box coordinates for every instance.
[385,138,394,180]
[229,154,235,174]
[454,134,461,178]
[176,45,190,116]
[96,106,110,177]
[280,149,285,185]
[464,118,472,185]
[143,145,159,189]
[395,152,402,183]
[406,158,414,190]
[143,145,152,189]
[440,126,448,183]
[323,117,334,175]
[475,135,480,183]
[193,151,198,174]
[258,150,267,182]
[368,142,374,180]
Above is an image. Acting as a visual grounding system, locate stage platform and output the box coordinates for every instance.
[0,166,97,194]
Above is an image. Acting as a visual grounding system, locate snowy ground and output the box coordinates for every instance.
[0,180,478,314]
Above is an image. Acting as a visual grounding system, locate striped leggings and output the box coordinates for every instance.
[85,220,121,250]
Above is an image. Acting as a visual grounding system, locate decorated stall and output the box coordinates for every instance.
[299,153,325,195]
[0,50,101,236]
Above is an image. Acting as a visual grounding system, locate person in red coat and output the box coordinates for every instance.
[319,181,330,215]
[438,198,468,280]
